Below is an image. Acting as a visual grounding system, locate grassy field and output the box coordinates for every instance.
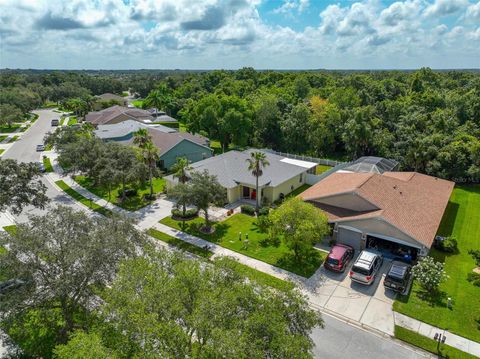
[394,326,477,359]
[42,157,54,172]
[75,175,166,211]
[67,116,78,126]
[132,99,144,108]
[316,164,332,174]
[147,227,295,291]
[286,184,311,198]
[55,180,113,216]
[160,213,326,278]
[0,124,20,133]
[393,185,480,342]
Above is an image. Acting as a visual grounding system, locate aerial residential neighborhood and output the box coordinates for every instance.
[0,1,479,359]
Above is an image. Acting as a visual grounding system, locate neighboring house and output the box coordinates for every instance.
[299,171,454,257]
[147,108,178,123]
[85,105,154,127]
[94,93,127,109]
[95,123,212,169]
[166,150,317,204]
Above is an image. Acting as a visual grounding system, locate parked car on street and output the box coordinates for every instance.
[51,118,59,126]
[36,144,45,152]
[384,261,412,293]
[37,162,46,173]
[324,244,354,272]
[349,250,383,285]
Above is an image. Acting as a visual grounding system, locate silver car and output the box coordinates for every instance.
[349,250,383,285]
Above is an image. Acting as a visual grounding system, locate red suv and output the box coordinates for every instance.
[324,244,354,272]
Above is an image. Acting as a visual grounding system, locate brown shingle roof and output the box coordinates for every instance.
[300,172,455,248]
[85,105,153,126]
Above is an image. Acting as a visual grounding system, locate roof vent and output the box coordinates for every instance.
[393,185,397,189]
[399,191,403,195]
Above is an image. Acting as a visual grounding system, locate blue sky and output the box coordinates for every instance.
[0,0,479,69]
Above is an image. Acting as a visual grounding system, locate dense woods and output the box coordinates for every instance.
[1,68,479,182]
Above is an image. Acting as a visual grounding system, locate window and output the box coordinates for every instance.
[299,174,303,183]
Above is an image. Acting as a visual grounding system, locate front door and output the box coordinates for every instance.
[242,186,250,198]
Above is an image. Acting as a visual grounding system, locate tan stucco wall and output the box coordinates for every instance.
[271,172,307,202]
[316,193,378,212]
[227,186,241,203]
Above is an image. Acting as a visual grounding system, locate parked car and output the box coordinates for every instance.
[324,244,354,272]
[37,162,46,173]
[349,250,383,285]
[51,119,59,126]
[384,261,412,293]
[36,144,45,152]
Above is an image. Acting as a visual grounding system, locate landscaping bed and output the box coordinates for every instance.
[160,213,326,278]
[0,124,20,133]
[42,157,54,173]
[74,175,165,211]
[394,326,476,359]
[393,185,480,342]
[55,180,113,216]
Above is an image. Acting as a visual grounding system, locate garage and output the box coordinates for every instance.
[336,226,363,251]
[366,234,419,261]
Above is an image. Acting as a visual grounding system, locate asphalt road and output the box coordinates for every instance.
[2,109,430,359]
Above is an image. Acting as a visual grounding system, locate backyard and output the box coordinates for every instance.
[160,213,326,277]
[75,175,166,211]
[393,185,480,342]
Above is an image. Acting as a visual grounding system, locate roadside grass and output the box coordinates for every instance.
[0,135,7,142]
[147,227,295,292]
[132,99,144,108]
[7,135,18,143]
[0,149,5,156]
[55,180,113,216]
[20,125,30,132]
[67,116,77,126]
[394,326,477,359]
[60,118,67,126]
[287,184,311,198]
[160,213,326,278]
[45,143,53,151]
[3,225,17,235]
[42,157,54,172]
[0,124,20,133]
[393,185,480,342]
[75,175,166,211]
[316,164,332,174]
[42,101,57,108]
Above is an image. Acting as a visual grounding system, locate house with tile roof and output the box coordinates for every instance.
[299,171,455,256]
[165,150,317,204]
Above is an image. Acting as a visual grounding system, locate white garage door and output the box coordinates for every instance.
[337,227,363,251]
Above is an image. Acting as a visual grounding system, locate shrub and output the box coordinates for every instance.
[171,208,198,219]
[123,188,137,197]
[469,250,480,266]
[467,272,480,287]
[240,205,255,216]
[412,256,449,293]
[256,215,271,233]
[435,236,458,253]
[258,207,270,216]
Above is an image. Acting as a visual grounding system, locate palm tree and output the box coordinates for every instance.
[144,84,174,115]
[141,142,160,199]
[246,151,270,213]
[133,128,151,149]
[171,157,192,216]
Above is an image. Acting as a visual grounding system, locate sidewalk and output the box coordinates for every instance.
[394,312,480,357]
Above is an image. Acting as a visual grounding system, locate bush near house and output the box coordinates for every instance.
[171,208,198,220]
[240,205,255,215]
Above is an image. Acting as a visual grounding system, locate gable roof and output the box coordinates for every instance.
[183,150,316,189]
[94,120,176,139]
[85,105,154,126]
[300,171,455,248]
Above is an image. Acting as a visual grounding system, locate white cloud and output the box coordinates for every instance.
[423,0,469,17]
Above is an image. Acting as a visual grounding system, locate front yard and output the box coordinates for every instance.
[393,185,480,342]
[160,213,326,278]
[75,175,166,211]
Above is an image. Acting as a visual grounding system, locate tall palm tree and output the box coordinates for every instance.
[171,157,192,184]
[141,142,160,199]
[133,128,151,149]
[246,151,270,213]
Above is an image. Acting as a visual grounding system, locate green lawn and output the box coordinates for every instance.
[287,184,311,198]
[316,164,332,174]
[394,326,477,359]
[0,149,5,156]
[67,117,77,126]
[20,125,29,132]
[131,100,144,108]
[43,157,54,172]
[147,227,295,291]
[0,135,7,142]
[7,135,18,143]
[0,124,20,133]
[55,180,113,217]
[393,185,480,342]
[209,140,246,155]
[3,225,17,235]
[75,175,166,211]
[160,213,326,278]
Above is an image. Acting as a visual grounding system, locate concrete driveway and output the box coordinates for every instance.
[303,256,397,335]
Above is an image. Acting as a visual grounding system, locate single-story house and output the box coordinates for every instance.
[299,171,455,256]
[94,93,127,109]
[85,105,154,127]
[95,122,212,169]
[166,150,317,204]
[147,108,178,123]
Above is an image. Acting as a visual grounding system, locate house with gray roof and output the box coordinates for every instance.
[85,105,154,126]
[94,120,176,141]
[165,150,317,204]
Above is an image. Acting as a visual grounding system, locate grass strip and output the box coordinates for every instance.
[55,180,113,216]
[7,135,18,143]
[3,225,17,235]
[0,149,4,155]
[43,157,54,173]
[0,135,7,142]
[147,228,295,292]
[67,117,78,126]
[0,125,20,133]
[394,326,477,359]
[147,228,213,259]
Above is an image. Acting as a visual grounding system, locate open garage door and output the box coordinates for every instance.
[366,235,419,261]
[337,226,363,251]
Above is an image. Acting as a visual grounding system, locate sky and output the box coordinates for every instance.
[0,0,479,70]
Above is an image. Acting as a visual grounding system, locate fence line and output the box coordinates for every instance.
[261,149,345,167]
